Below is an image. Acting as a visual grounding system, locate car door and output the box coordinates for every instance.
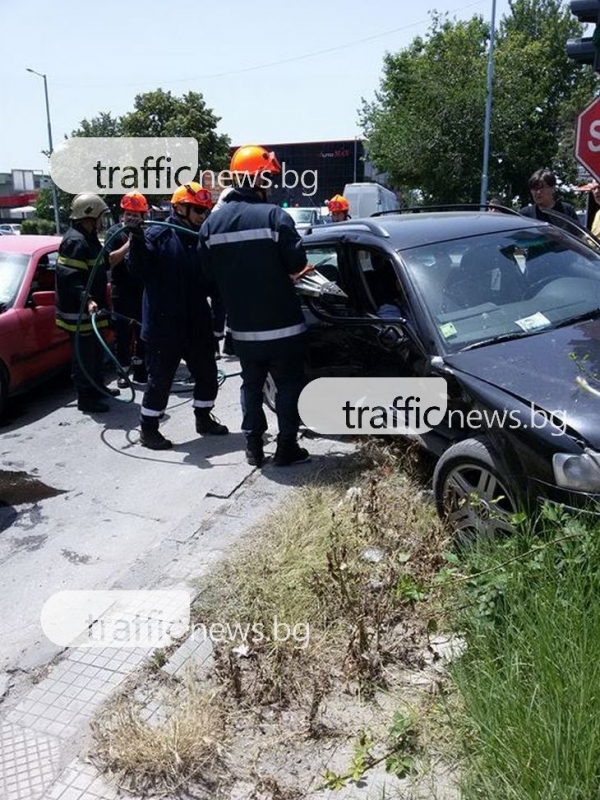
[340,244,422,377]
[301,243,358,378]
[301,241,419,380]
[11,248,69,385]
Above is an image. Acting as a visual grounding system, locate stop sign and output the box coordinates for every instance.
[576,97,600,183]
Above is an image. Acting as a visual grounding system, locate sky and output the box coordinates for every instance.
[0,0,513,174]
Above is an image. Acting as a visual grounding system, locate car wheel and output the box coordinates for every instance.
[263,373,277,411]
[433,437,519,541]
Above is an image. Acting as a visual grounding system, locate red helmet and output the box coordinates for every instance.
[327,194,349,213]
[120,192,149,213]
[171,182,213,209]
[230,145,281,176]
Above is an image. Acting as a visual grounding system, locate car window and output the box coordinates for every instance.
[32,254,57,292]
[0,253,29,308]
[305,246,339,283]
[354,248,405,315]
[402,228,600,352]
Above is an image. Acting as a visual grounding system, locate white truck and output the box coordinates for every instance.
[342,182,399,218]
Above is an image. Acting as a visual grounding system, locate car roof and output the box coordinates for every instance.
[303,211,543,250]
[0,235,61,254]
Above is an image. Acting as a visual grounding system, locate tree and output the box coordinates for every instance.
[360,0,597,204]
[492,0,596,201]
[37,91,231,224]
[361,14,490,203]
[120,89,230,171]
[73,111,122,138]
[34,185,73,230]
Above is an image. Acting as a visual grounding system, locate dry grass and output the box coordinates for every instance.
[90,678,226,797]
[89,443,451,797]
[192,441,449,706]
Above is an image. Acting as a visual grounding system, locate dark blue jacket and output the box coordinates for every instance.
[129,215,212,345]
[104,222,144,305]
[198,188,307,347]
[56,223,108,334]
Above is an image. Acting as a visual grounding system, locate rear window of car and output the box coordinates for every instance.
[0,253,29,309]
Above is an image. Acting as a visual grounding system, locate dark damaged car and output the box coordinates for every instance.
[286,210,600,536]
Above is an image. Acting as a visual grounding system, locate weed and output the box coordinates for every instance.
[90,679,225,796]
[448,503,600,799]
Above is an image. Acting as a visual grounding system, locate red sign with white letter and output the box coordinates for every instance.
[576,97,600,182]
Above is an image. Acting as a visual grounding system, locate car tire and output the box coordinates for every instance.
[433,436,519,541]
[263,373,277,411]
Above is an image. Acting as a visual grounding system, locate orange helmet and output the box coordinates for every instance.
[120,191,149,213]
[230,145,282,176]
[327,194,349,213]
[171,182,213,209]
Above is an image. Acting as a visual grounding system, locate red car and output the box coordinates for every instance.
[0,235,70,416]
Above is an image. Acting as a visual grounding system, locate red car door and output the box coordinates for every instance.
[9,248,70,388]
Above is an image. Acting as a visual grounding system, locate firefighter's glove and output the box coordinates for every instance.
[124,218,145,237]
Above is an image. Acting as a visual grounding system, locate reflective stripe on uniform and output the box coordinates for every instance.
[192,400,214,408]
[55,315,109,333]
[141,406,164,417]
[231,322,306,342]
[57,255,89,270]
[204,228,279,248]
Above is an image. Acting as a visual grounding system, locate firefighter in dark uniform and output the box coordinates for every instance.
[104,192,148,387]
[56,193,117,413]
[198,145,310,468]
[128,182,228,450]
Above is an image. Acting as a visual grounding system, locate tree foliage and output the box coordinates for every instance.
[34,185,73,229]
[36,90,230,228]
[361,0,597,204]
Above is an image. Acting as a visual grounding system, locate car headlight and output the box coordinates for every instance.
[553,451,600,492]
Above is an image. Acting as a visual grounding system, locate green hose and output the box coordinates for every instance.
[73,219,239,401]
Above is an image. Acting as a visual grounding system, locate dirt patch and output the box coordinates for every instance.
[0,469,64,505]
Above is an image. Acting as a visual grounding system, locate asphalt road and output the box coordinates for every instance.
[0,360,352,677]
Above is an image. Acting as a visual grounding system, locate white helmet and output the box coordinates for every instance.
[70,193,109,220]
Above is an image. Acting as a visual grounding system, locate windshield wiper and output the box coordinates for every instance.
[460,329,544,351]
[553,308,600,328]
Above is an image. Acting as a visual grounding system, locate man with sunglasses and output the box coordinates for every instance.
[129,182,228,450]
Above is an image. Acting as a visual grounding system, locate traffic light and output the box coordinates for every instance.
[567,0,600,69]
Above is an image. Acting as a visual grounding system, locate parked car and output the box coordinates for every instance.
[283,206,325,233]
[0,224,22,235]
[0,235,70,416]
[275,210,600,536]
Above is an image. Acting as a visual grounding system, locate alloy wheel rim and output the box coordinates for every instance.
[442,460,517,539]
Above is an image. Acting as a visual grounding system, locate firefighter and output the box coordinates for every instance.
[327,194,350,222]
[56,193,117,413]
[104,192,148,386]
[198,145,310,468]
[128,182,228,450]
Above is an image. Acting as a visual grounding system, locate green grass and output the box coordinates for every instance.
[449,508,600,799]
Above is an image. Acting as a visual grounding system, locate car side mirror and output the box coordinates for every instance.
[31,291,55,307]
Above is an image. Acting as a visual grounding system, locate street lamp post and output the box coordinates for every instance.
[479,0,497,207]
[26,68,61,235]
